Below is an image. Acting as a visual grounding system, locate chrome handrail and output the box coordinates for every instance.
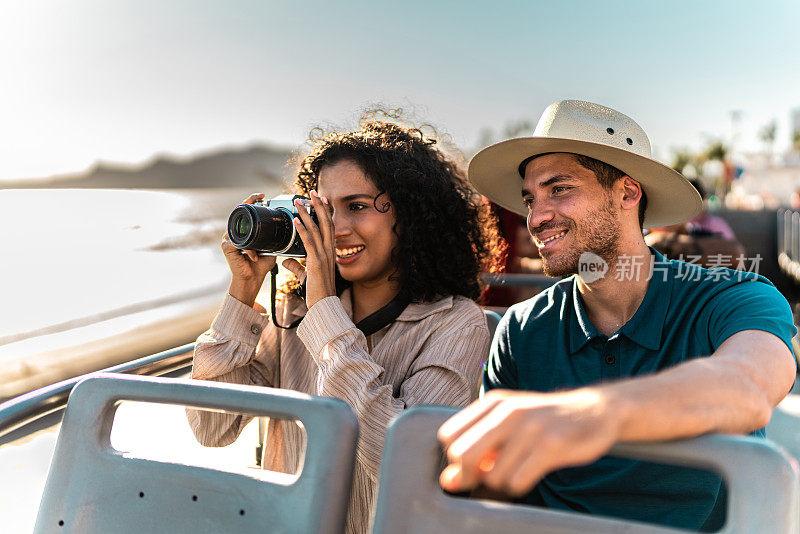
[777,208,800,282]
[0,344,194,440]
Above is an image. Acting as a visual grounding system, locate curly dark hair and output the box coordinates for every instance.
[286,111,506,303]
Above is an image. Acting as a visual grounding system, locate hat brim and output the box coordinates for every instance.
[468,137,702,229]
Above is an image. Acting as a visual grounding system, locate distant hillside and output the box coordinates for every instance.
[0,144,296,189]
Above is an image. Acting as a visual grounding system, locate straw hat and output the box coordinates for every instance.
[468,100,702,228]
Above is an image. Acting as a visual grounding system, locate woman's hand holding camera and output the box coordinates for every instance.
[283,190,337,310]
[223,193,276,309]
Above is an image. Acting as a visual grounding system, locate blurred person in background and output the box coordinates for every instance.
[186,113,505,534]
[484,204,541,306]
[646,178,744,267]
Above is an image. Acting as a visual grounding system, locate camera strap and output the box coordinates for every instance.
[268,266,409,337]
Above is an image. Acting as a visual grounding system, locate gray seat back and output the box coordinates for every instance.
[767,394,800,461]
[483,309,503,340]
[372,406,800,534]
[34,373,358,534]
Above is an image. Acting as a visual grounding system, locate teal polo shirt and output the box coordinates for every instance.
[484,249,796,531]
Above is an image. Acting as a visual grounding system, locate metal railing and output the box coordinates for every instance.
[0,344,194,441]
[481,272,558,289]
[778,208,800,281]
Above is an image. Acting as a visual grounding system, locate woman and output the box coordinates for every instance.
[187,115,505,534]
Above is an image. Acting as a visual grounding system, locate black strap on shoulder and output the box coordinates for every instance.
[354,293,410,337]
[268,265,409,336]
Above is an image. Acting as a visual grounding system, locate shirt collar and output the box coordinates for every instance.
[618,248,671,350]
[397,295,454,321]
[568,248,672,354]
[284,289,454,322]
[569,276,600,354]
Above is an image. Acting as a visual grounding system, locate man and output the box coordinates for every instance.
[438,100,797,531]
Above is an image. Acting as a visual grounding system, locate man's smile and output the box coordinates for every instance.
[533,230,568,250]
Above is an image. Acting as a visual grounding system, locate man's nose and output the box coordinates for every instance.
[527,202,555,233]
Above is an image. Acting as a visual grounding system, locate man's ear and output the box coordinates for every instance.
[619,176,643,212]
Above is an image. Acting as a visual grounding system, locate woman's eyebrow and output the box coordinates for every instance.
[338,193,375,202]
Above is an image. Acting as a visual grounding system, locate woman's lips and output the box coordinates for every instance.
[335,245,365,265]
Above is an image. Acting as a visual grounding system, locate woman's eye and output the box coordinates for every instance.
[349,203,366,212]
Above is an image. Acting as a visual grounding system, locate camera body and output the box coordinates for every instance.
[227,194,316,257]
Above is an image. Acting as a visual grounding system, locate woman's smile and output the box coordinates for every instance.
[335,244,366,264]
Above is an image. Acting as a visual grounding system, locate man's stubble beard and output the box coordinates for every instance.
[538,198,622,278]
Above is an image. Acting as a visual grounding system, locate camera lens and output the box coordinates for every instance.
[227,204,294,252]
[232,213,252,239]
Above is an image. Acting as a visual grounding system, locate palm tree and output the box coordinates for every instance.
[671,149,695,174]
[703,140,729,162]
[700,139,730,200]
[759,120,777,161]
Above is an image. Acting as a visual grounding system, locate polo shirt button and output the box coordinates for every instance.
[250,324,262,335]
[605,355,615,365]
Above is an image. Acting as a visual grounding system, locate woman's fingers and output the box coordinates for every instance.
[242,193,265,205]
[231,195,264,263]
[309,190,335,255]
[221,233,246,260]
[293,198,325,254]
[281,258,306,281]
[222,232,270,268]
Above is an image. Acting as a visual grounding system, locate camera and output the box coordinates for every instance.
[227,194,317,257]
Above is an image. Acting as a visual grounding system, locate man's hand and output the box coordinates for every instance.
[437,388,621,496]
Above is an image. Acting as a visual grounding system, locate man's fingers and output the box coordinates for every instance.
[441,400,524,494]
[502,445,553,497]
[440,449,499,493]
[447,410,512,466]
[481,426,543,494]
[438,395,504,447]
[439,464,469,493]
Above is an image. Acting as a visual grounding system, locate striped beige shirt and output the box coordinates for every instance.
[186,289,489,534]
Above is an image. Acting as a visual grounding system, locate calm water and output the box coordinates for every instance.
[0,187,280,344]
[0,187,285,530]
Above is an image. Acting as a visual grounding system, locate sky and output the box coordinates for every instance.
[1,0,799,180]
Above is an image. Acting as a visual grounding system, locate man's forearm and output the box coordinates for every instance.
[603,357,772,441]
[438,330,795,495]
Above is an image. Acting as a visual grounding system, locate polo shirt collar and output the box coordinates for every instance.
[568,248,671,353]
[569,276,600,354]
[619,248,671,350]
